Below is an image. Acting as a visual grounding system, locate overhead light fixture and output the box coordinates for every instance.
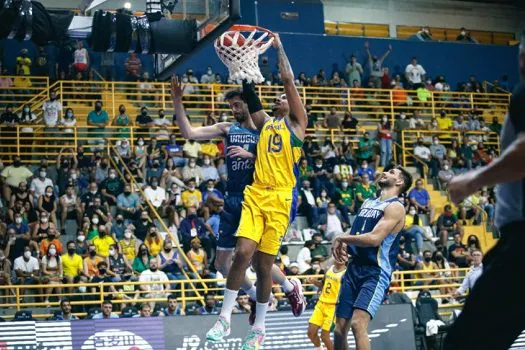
[124,2,131,9]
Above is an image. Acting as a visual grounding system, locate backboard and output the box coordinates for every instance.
[155,0,240,79]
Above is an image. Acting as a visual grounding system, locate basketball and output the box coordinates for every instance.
[219,31,246,47]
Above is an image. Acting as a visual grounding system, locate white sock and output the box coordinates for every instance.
[282,279,294,293]
[252,302,269,330]
[314,347,322,350]
[219,288,238,322]
[244,286,257,301]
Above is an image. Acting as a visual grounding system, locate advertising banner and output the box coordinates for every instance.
[0,305,416,350]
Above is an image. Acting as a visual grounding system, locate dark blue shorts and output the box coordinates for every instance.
[217,194,243,249]
[335,263,391,320]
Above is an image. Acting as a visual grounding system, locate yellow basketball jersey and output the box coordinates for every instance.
[253,117,303,188]
[319,265,346,304]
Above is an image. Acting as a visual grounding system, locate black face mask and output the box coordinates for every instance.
[116,219,123,225]
[159,114,165,118]
[435,255,443,261]
[164,247,171,253]
[119,109,125,114]
[468,240,476,246]
[424,257,432,263]
[98,268,107,275]
[95,105,102,112]
[48,235,55,240]
[99,232,106,237]
[124,191,131,196]
[150,267,158,272]
[68,248,75,255]
[89,250,96,257]
[14,160,21,167]
[142,111,147,116]
[140,250,148,255]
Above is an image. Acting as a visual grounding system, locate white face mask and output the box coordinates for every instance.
[15,218,22,224]
[443,165,450,170]
[433,140,439,145]
[124,231,132,239]
[203,159,211,166]
[40,171,47,178]
[92,218,99,225]
[41,217,48,223]
[109,173,116,179]
[90,190,97,195]
[71,173,77,180]
[138,140,144,146]
[78,286,87,293]
[341,182,348,188]
[409,210,417,215]
[109,249,116,256]
[400,114,406,119]
[46,192,52,197]
[77,235,85,242]
[24,251,32,259]
[321,192,327,197]
[189,162,196,168]
[49,248,57,256]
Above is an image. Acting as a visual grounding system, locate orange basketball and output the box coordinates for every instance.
[220,31,246,47]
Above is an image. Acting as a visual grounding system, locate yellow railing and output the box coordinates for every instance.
[0,267,470,319]
[50,80,509,126]
[0,76,49,106]
[401,129,500,167]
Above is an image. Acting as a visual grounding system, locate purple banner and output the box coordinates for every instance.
[71,318,166,350]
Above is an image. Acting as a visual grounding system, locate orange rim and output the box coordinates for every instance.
[229,24,274,36]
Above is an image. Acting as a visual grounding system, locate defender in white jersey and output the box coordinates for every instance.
[332,165,412,350]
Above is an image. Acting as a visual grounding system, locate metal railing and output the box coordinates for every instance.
[0,75,49,106]
[0,267,470,319]
[34,80,512,127]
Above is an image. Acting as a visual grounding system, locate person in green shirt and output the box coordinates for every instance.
[87,100,109,147]
[310,233,328,259]
[489,116,502,135]
[112,104,131,139]
[354,173,377,210]
[336,180,355,224]
[355,132,377,164]
[299,158,313,182]
[132,243,154,274]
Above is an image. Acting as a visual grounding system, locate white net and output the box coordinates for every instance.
[214,29,274,84]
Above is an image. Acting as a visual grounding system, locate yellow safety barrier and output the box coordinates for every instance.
[0,76,49,108]
[0,268,470,319]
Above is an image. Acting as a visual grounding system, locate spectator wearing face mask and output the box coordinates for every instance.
[201,157,219,183]
[41,243,63,304]
[312,157,334,198]
[377,116,393,167]
[62,240,83,284]
[133,243,154,274]
[134,211,154,242]
[397,236,417,271]
[107,244,132,282]
[18,104,37,152]
[179,206,210,253]
[14,246,40,295]
[401,205,426,256]
[298,180,319,227]
[87,101,109,146]
[335,179,354,223]
[144,177,167,211]
[437,205,461,248]
[84,197,109,231]
[416,250,438,286]
[202,179,223,202]
[318,201,347,241]
[182,158,204,184]
[117,184,142,221]
[413,138,431,177]
[201,66,215,84]
[355,132,377,166]
[0,105,19,153]
[296,240,315,273]
[38,185,57,225]
[91,260,118,298]
[60,108,77,136]
[100,169,123,206]
[92,226,116,258]
[119,228,140,262]
[83,244,103,278]
[438,161,455,189]
[81,182,104,213]
[110,214,126,241]
[39,226,63,256]
[30,167,54,204]
[113,104,132,139]
[354,173,377,211]
[429,136,446,177]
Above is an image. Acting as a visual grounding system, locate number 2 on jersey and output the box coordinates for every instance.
[267,134,283,153]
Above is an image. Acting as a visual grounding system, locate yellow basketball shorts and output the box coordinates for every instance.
[236,184,298,256]
[309,300,337,332]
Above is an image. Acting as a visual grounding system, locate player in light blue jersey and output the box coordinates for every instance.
[171,76,304,334]
[332,165,412,350]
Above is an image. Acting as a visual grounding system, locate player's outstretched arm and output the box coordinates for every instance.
[171,75,230,140]
[273,33,308,138]
[333,203,405,261]
[242,80,270,131]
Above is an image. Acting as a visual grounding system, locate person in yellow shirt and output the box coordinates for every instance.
[416,250,439,285]
[307,260,347,350]
[144,227,163,257]
[16,49,31,75]
[187,237,207,275]
[62,241,84,288]
[92,227,116,258]
[181,179,202,209]
[436,110,453,138]
[200,140,220,158]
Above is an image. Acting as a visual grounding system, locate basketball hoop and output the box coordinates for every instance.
[214,24,275,84]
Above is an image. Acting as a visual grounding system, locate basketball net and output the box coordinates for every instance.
[215,28,274,84]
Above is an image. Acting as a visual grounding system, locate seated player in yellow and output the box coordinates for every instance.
[206,33,308,349]
[308,259,347,350]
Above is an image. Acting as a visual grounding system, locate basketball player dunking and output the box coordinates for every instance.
[206,33,308,349]
[444,29,525,350]
[170,77,305,326]
[332,166,412,350]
